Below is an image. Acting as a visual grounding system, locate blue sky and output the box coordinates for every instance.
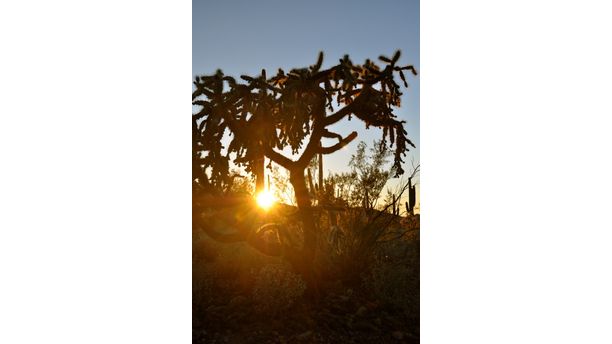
[193,0,419,203]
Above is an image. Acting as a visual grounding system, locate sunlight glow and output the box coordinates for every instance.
[256,190,275,211]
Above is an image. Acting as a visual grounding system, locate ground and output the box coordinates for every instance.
[193,206,419,343]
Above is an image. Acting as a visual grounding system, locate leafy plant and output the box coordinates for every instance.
[331,140,395,210]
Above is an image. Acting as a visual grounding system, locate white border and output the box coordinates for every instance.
[0,1,192,343]
[422,0,612,343]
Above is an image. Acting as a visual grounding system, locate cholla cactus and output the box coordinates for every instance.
[193,52,417,290]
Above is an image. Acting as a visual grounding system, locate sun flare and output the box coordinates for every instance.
[256,190,275,210]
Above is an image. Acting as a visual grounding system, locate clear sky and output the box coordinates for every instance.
[193,0,419,207]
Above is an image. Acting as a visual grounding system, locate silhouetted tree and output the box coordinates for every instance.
[351,140,395,210]
[193,51,417,290]
[328,140,395,212]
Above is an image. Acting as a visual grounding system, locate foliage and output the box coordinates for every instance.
[383,162,419,216]
[383,188,399,215]
[331,140,395,209]
[318,171,418,282]
[193,51,417,291]
[318,210,398,285]
[192,51,416,182]
[252,263,307,316]
[270,165,295,205]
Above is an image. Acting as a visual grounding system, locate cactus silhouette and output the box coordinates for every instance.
[193,51,417,290]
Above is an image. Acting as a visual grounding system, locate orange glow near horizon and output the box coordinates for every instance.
[256,190,275,211]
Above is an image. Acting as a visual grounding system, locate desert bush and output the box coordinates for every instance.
[329,140,396,210]
[317,207,406,286]
[252,263,306,316]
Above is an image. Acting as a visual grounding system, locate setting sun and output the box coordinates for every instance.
[256,190,275,210]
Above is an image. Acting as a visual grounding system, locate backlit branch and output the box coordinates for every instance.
[318,131,358,154]
[322,129,343,141]
[323,103,354,126]
[265,147,296,170]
